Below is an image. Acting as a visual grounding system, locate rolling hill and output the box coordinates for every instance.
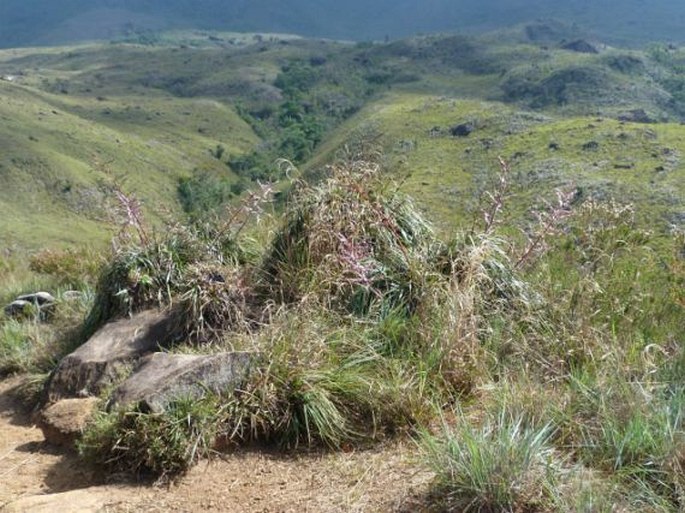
[0,27,684,252]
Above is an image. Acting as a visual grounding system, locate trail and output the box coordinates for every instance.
[0,377,431,512]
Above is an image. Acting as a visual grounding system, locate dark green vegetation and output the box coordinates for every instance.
[3,0,685,48]
[0,25,684,512]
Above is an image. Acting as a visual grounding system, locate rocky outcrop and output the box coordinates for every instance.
[109,352,254,413]
[44,310,177,402]
[3,291,56,320]
[35,306,257,448]
[561,39,599,54]
[450,122,475,137]
[36,309,256,447]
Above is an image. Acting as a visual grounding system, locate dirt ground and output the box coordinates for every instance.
[0,376,433,512]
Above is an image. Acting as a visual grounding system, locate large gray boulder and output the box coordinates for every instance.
[109,351,254,413]
[45,310,177,402]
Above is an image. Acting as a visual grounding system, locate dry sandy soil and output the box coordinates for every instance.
[0,376,433,512]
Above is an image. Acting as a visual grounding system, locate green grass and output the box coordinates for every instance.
[0,28,683,509]
[306,92,685,241]
[1,28,685,251]
[420,411,562,512]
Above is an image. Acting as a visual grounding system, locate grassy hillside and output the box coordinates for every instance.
[0,43,261,250]
[1,28,685,252]
[310,93,685,239]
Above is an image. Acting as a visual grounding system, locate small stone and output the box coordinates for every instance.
[4,299,33,318]
[450,122,475,137]
[37,397,100,447]
[17,291,56,305]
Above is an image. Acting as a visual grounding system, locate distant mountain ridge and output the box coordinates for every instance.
[1,0,685,48]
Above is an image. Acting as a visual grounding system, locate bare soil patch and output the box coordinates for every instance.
[0,377,432,512]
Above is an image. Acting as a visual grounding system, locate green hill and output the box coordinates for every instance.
[1,29,685,251]
[0,42,261,250]
[310,93,685,237]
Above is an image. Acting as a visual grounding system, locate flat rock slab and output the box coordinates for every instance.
[36,397,100,447]
[110,351,254,413]
[45,310,176,402]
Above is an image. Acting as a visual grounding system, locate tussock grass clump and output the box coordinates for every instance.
[569,378,685,506]
[83,224,211,338]
[79,395,223,479]
[77,157,540,477]
[173,263,256,344]
[420,410,563,513]
[258,159,440,316]
[83,184,272,341]
[215,309,437,449]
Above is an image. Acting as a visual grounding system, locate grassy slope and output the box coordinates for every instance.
[0,43,261,250]
[309,92,685,239]
[1,30,685,250]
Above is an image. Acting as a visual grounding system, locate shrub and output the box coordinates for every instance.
[29,247,103,288]
[79,395,222,479]
[177,171,243,220]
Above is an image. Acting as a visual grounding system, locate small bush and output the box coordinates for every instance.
[177,171,243,220]
[28,247,103,289]
[79,395,222,479]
